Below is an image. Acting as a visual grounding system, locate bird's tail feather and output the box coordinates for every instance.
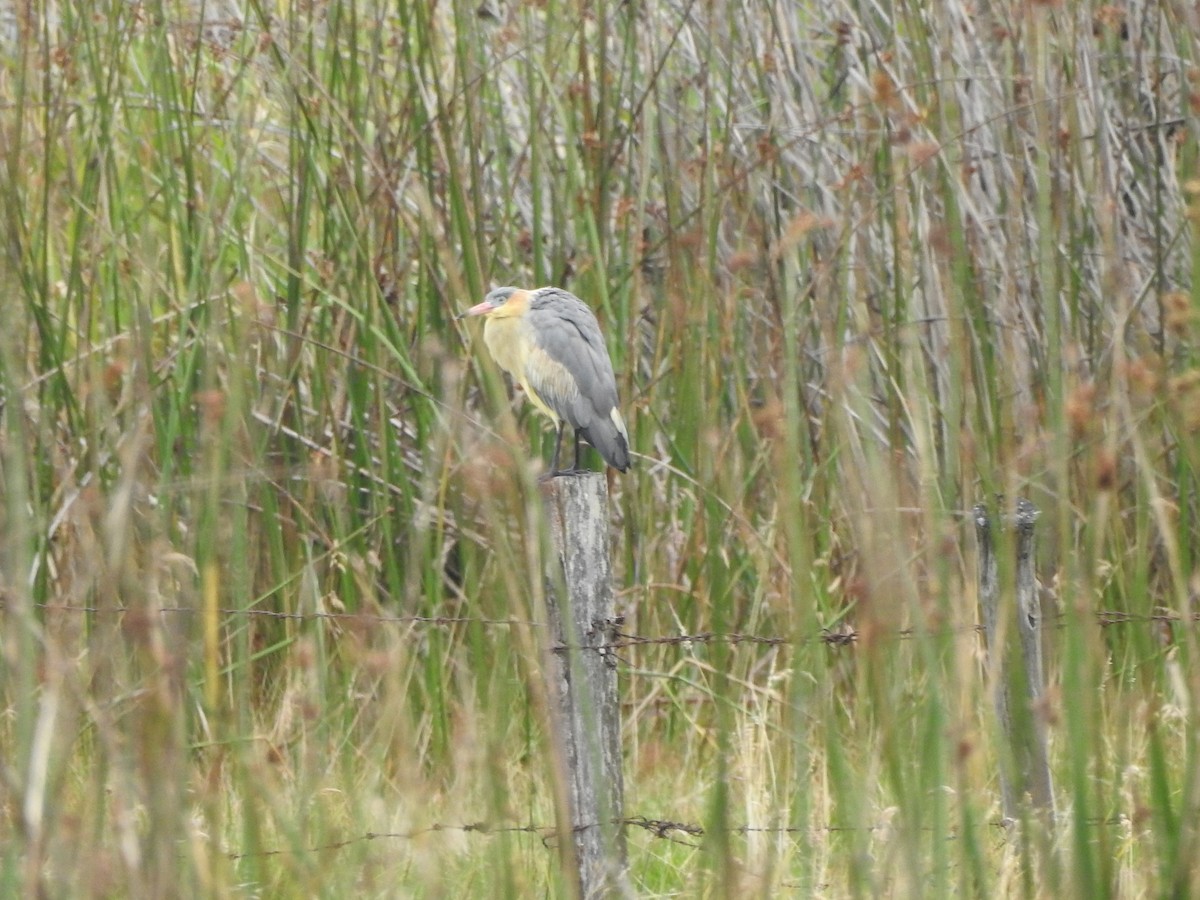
[583,425,630,472]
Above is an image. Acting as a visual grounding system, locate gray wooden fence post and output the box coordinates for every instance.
[974,497,1055,821]
[542,474,628,898]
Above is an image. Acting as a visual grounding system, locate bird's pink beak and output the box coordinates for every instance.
[456,300,493,319]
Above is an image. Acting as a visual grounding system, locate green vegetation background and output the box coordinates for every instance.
[2,0,1199,896]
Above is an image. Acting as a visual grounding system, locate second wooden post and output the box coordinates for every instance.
[974,497,1055,821]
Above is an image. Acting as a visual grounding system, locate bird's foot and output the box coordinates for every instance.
[540,467,588,481]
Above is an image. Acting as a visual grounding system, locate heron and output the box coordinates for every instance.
[459,286,631,477]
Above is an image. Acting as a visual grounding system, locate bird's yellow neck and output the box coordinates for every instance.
[483,315,526,378]
[482,315,561,425]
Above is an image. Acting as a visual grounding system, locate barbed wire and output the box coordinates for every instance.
[6,601,1196,649]
[225,811,1136,859]
[609,630,792,648]
[602,608,1195,651]
[11,601,540,629]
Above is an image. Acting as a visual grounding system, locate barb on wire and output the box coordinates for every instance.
[1095,609,1197,627]
[624,815,706,845]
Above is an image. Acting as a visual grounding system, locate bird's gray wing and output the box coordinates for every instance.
[523,289,630,470]
[525,290,621,423]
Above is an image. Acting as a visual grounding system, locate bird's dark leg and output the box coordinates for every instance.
[571,429,583,473]
[541,420,566,481]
